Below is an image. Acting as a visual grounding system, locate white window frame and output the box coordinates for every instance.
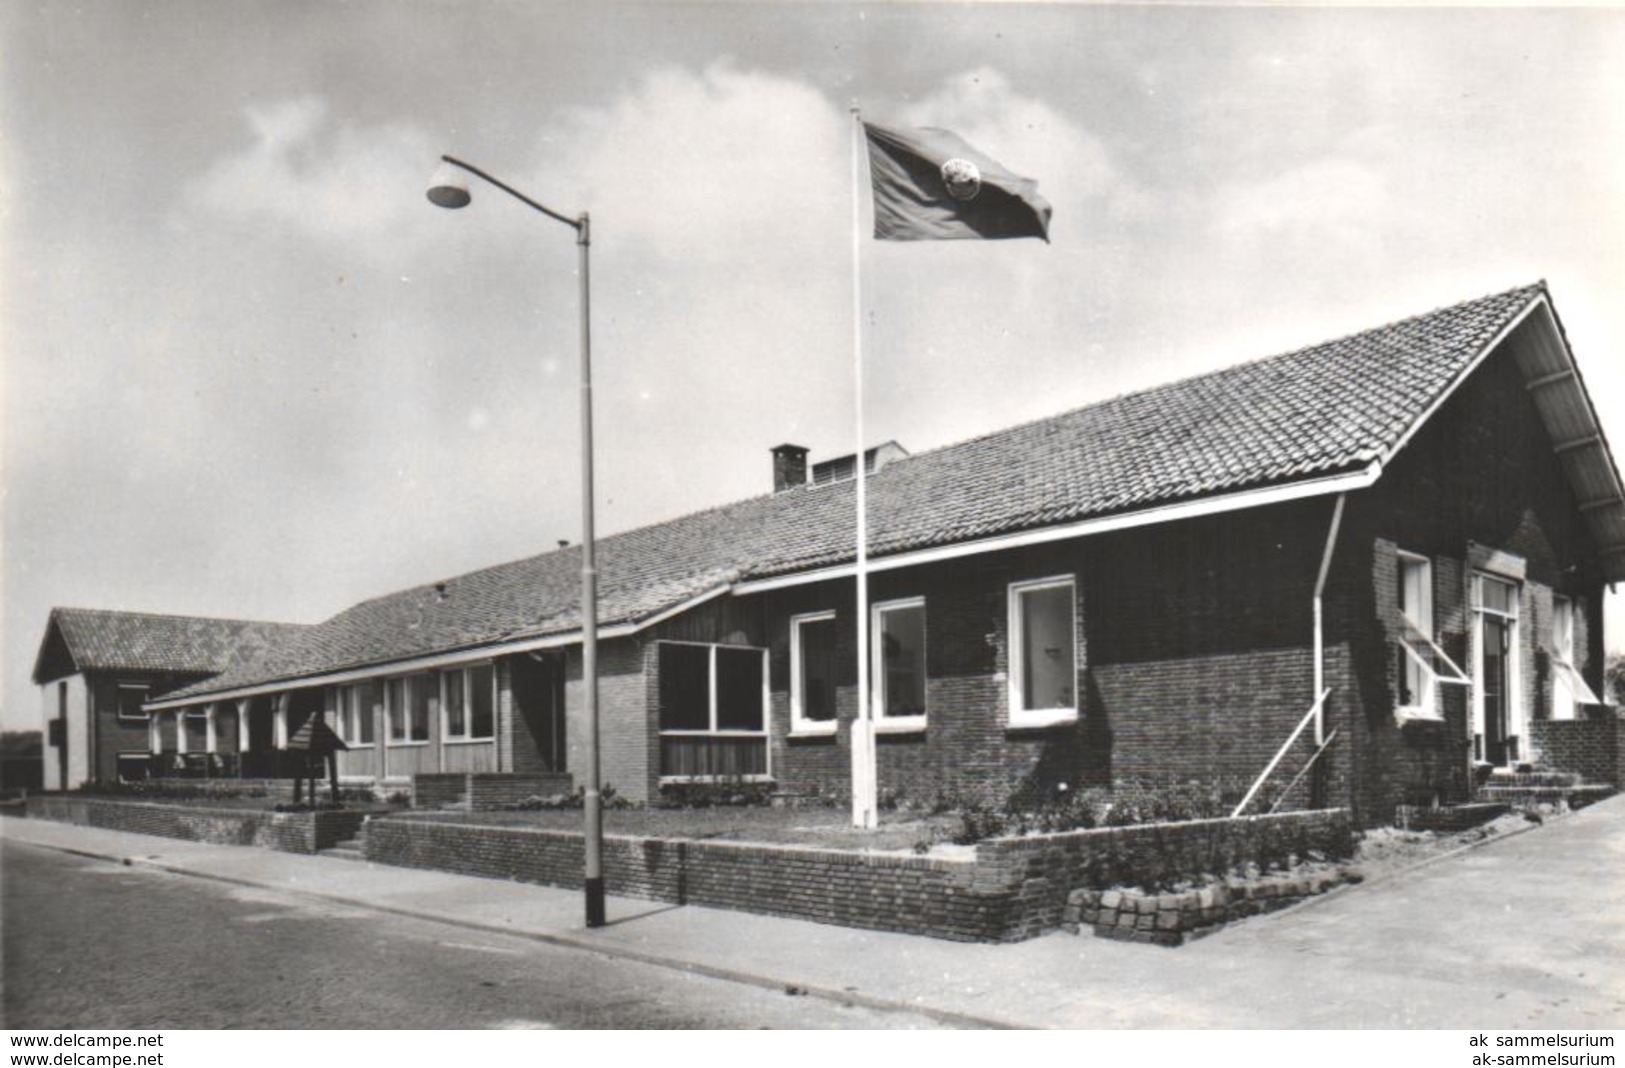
[1550,597,1599,720]
[1007,576,1079,729]
[657,640,771,782]
[116,751,151,783]
[385,674,433,747]
[337,683,376,747]
[441,663,497,744]
[1472,571,1524,763]
[789,611,839,737]
[116,683,151,724]
[871,597,927,734]
[1393,552,1468,724]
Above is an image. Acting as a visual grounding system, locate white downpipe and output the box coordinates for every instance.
[1232,688,1331,818]
[1312,494,1347,746]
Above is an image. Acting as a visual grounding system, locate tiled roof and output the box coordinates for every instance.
[160,283,1547,703]
[36,608,308,684]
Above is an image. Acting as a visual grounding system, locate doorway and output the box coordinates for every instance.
[512,654,566,773]
[1475,573,1520,767]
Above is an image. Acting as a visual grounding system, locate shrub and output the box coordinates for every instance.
[506,783,635,812]
[656,779,773,809]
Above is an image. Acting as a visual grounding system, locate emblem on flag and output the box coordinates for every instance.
[863,122,1051,242]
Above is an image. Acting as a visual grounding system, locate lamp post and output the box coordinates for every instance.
[427,155,605,928]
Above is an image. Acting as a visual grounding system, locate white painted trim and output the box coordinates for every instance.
[1006,575,1079,729]
[735,464,1384,596]
[1380,293,1545,469]
[789,610,839,736]
[115,682,151,723]
[871,596,927,726]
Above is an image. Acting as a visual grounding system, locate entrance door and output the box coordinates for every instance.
[1475,573,1521,767]
[1481,616,1512,765]
[512,654,566,773]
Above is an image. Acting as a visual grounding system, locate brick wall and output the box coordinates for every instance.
[744,505,1343,814]
[1529,712,1625,786]
[413,772,574,810]
[364,807,1351,942]
[25,795,360,854]
[562,639,652,802]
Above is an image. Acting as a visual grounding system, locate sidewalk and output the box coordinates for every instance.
[5,798,1623,1029]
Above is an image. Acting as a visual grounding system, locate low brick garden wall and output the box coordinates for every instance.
[1064,867,1361,946]
[364,807,1354,943]
[413,773,575,811]
[25,796,365,855]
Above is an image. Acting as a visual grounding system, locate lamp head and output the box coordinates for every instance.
[426,160,471,209]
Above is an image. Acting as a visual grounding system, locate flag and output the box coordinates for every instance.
[863,122,1052,242]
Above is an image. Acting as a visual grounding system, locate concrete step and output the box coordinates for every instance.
[1395,801,1509,832]
[1476,783,1616,808]
[1485,769,1583,788]
[321,838,367,862]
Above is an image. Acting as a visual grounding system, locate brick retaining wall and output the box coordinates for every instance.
[364,807,1353,942]
[25,796,363,855]
[1529,712,1625,787]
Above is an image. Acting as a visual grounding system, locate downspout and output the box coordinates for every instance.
[1313,494,1348,746]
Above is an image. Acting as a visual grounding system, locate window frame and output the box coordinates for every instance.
[1007,575,1079,729]
[789,610,839,737]
[116,683,151,724]
[1549,597,1599,719]
[1395,552,1439,721]
[656,640,770,737]
[385,674,433,747]
[116,751,152,783]
[441,663,497,744]
[1391,551,1469,724]
[656,640,771,783]
[871,597,927,734]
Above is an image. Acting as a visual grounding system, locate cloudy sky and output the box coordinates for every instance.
[5,2,1625,731]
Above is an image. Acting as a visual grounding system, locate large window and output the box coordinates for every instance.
[1550,598,1599,720]
[386,674,433,744]
[658,642,768,779]
[872,598,926,729]
[116,684,150,723]
[790,611,838,735]
[443,663,496,741]
[1009,577,1077,727]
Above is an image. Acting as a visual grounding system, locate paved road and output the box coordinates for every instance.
[0,841,954,1029]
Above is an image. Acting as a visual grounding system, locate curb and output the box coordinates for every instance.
[5,832,1019,1030]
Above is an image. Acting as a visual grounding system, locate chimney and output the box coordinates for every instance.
[771,443,809,493]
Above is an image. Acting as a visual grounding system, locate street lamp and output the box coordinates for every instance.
[427,154,606,929]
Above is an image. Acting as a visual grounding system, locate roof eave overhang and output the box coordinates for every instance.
[734,461,1385,595]
[144,582,734,711]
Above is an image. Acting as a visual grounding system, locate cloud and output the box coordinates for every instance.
[187,94,438,252]
[1211,157,1390,255]
[538,62,848,265]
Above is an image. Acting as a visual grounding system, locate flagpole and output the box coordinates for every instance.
[850,104,877,830]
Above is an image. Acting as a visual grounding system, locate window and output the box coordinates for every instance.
[116,752,151,783]
[386,675,432,744]
[339,682,377,745]
[1009,577,1077,727]
[1550,598,1599,720]
[442,664,496,741]
[790,611,838,735]
[116,684,150,723]
[872,598,926,729]
[657,642,769,779]
[1391,552,1468,722]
